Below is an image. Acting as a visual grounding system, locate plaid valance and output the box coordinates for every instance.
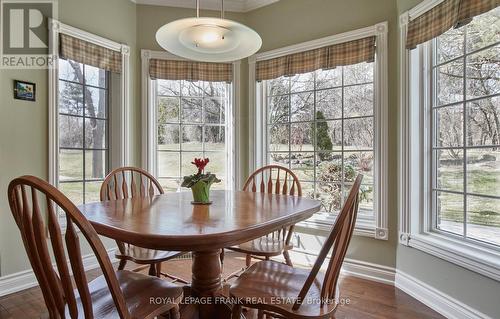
[256,36,376,81]
[149,59,233,82]
[406,0,500,49]
[59,34,122,73]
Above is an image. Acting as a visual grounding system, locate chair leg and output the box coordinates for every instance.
[245,254,252,267]
[148,263,156,276]
[169,305,180,319]
[117,259,127,270]
[220,248,225,269]
[156,262,162,277]
[257,309,265,319]
[283,250,293,267]
[232,304,243,319]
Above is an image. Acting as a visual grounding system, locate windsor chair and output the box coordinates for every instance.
[229,175,363,319]
[7,175,183,319]
[223,165,302,270]
[100,167,187,283]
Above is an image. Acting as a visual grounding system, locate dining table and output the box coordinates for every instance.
[80,189,322,319]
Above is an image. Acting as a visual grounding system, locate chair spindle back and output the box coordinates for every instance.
[8,176,131,319]
[100,167,164,202]
[293,174,363,310]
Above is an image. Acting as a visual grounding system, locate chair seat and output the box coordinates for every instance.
[67,270,183,319]
[115,246,185,264]
[230,261,337,319]
[227,237,292,257]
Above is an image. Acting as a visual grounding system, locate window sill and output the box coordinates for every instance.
[296,212,388,240]
[408,232,500,281]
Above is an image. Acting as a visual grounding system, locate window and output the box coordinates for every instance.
[400,4,500,280]
[265,63,375,218]
[431,8,500,247]
[153,79,232,191]
[57,59,109,205]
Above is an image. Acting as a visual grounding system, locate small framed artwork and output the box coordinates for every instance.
[13,80,36,101]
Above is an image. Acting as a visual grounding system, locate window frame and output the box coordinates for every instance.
[249,22,389,239]
[141,50,240,190]
[399,1,500,281]
[48,19,131,229]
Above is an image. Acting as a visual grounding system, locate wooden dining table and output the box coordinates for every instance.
[80,190,321,319]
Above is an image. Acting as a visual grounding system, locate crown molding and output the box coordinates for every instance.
[130,0,279,12]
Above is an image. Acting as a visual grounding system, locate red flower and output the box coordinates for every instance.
[191,158,210,174]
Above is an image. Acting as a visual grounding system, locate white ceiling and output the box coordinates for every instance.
[131,0,279,12]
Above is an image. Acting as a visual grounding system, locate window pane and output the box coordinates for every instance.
[158,124,180,150]
[269,153,289,167]
[466,195,500,246]
[85,118,107,149]
[344,117,373,150]
[436,60,464,106]
[59,115,83,148]
[181,152,204,176]
[182,125,202,151]
[316,68,341,89]
[358,183,374,215]
[316,159,343,212]
[204,81,226,97]
[158,97,180,123]
[436,27,464,63]
[300,181,315,201]
[344,84,373,117]
[269,124,289,152]
[316,88,342,119]
[268,76,290,96]
[181,98,202,123]
[291,122,313,151]
[159,178,181,192]
[290,92,314,122]
[85,87,107,118]
[85,181,102,203]
[344,151,374,185]
[85,150,106,179]
[59,182,83,206]
[205,152,225,178]
[290,72,314,93]
[59,81,83,115]
[204,126,225,151]
[158,79,180,96]
[436,191,464,236]
[467,148,500,197]
[343,62,374,85]
[290,153,315,181]
[59,149,83,181]
[467,97,500,146]
[181,80,203,97]
[84,65,107,88]
[268,95,289,123]
[204,98,225,124]
[436,149,464,192]
[158,152,180,177]
[435,105,463,147]
[316,120,341,151]
[466,45,499,99]
[466,7,500,52]
[59,59,82,83]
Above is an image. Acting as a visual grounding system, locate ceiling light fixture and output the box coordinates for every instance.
[155,0,262,62]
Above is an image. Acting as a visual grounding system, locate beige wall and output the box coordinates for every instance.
[0,0,138,276]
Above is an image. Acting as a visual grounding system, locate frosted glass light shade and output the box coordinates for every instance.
[156,17,262,62]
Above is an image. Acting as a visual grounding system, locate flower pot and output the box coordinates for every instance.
[190,180,212,204]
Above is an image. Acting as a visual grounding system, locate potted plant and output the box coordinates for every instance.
[181,158,221,204]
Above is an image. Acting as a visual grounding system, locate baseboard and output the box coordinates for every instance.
[342,258,396,285]
[0,248,117,297]
[395,270,493,319]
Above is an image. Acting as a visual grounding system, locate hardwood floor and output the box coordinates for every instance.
[0,253,444,319]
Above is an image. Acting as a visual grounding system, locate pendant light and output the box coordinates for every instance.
[155,0,262,62]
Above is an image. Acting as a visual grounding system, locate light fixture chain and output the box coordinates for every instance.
[221,0,224,19]
[196,0,200,18]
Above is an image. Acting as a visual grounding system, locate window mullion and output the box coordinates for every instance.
[462,27,468,240]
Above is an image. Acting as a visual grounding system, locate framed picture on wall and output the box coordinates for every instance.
[13,80,36,101]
